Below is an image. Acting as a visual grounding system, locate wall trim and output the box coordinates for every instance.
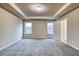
[23,38,54,39]
[68,43,79,51]
[0,39,21,51]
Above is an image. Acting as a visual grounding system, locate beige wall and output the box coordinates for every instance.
[24,21,54,39]
[56,8,79,50]
[0,7,23,49]
[67,8,79,49]
[54,20,61,40]
[33,21,47,38]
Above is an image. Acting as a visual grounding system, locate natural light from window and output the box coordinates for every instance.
[47,23,54,34]
[24,22,32,34]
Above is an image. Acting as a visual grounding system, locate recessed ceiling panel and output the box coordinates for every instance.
[15,3,64,17]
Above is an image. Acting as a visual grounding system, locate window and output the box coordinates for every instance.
[47,23,54,34]
[24,22,32,34]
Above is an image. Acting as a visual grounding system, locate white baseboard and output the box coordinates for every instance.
[0,39,21,51]
[68,43,79,51]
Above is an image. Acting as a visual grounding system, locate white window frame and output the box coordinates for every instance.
[47,22,54,34]
[24,22,32,34]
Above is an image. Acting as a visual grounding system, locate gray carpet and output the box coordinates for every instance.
[0,39,79,56]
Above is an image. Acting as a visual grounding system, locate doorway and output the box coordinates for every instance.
[60,18,67,44]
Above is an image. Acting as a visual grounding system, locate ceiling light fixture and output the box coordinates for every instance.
[32,4,45,12]
[35,5,42,11]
